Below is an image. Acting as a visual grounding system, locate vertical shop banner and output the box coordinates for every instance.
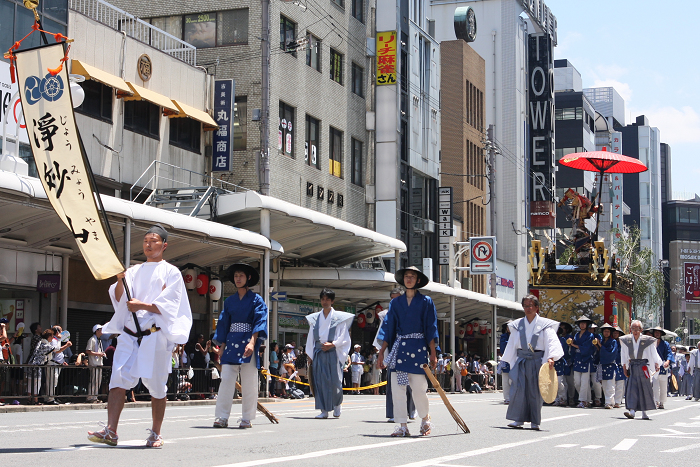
[528,33,556,229]
[610,131,624,236]
[685,262,700,303]
[438,187,452,265]
[15,43,124,280]
[376,31,397,85]
[212,79,234,172]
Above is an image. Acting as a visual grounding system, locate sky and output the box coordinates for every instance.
[546,0,700,198]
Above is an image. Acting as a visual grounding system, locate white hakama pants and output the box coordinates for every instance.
[590,371,602,400]
[602,379,615,406]
[557,375,568,402]
[109,332,171,399]
[614,379,625,405]
[574,371,590,403]
[215,361,259,422]
[391,372,429,424]
[502,373,511,401]
[652,373,668,406]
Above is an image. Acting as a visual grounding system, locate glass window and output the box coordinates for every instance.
[0,0,15,59]
[18,143,37,178]
[305,115,320,169]
[279,101,294,158]
[329,127,343,178]
[351,137,362,185]
[280,16,296,56]
[352,0,364,22]
[124,100,160,139]
[218,9,248,45]
[351,62,364,97]
[330,49,343,85]
[42,0,67,23]
[75,80,113,122]
[233,96,247,151]
[184,12,216,48]
[151,15,182,38]
[306,34,321,71]
[332,0,345,8]
[15,7,41,51]
[555,107,583,120]
[169,118,201,153]
[639,182,650,205]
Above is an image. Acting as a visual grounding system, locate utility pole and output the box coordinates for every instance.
[260,0,271,195]
[487,124,498,361]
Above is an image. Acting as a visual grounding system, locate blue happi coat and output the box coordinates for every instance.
[500,331,511,374]
[656,339,674,375]
[554,333,572,376]
[213,290,268,368]
[573,330,595,373]
[599,336,618,380]
[377,291,439,377]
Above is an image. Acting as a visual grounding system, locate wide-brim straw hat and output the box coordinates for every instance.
[539,363,557,404]
[599,323,615,332]
[614,326,625,334]
[574,315,593,325]
[223,263,260,287]
[650,326,666,336]
[395,266,430,289]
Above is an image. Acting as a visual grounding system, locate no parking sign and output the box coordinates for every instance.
[469,236,496,274]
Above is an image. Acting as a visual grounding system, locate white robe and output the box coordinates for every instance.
[502,315,564,366]
[620,335,663,369]
[305,308,351,382]
[104,260,192,379]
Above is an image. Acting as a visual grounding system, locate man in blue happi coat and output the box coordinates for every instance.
[598,323,618,409]
[212,264,267,429]
[569,315,595,408]
[378,266,439,437]
[305,288,354,419]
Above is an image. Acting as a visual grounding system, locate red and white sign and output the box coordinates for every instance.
[685,262,700,304]
[469,236,496,274]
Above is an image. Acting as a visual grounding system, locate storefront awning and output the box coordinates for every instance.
[277,267,523,324]
[0,171,282,268]
[171,99,218,130]
[216,191,406,267]
[70,60,133,96]
[124,82,180,114]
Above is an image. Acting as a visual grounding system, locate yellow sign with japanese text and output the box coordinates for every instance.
[15,43,124,280]
[376,31,397,86]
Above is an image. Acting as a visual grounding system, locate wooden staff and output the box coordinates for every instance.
[235,380,279,424]
[421,364,469,433]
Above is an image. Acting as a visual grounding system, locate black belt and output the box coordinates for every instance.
[123,324,160,338]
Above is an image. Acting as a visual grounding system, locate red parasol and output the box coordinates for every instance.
[559,147,648,174]
[558,147,648,238]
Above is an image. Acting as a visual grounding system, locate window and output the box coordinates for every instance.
[150,10,248,47]
[233,96,247,151]
[351,138,362,185]
[330,49,343,85]
[555,107,583,120]
[279,101,295,157]
[169,118,201,153]
[124,100,160,139]
[352,0,364,22]
[351,62,364,97]
[332,0,345,8]
[329,127,343,177]
[305,115,320,169]
[280,16,297,56]
[184,12,216,48]
[218,9,249,45]
[75,80,113,122]
[306,34,321,71]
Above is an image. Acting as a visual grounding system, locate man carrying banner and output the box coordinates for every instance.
[88,225,192,447]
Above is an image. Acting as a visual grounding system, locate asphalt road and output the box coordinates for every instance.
[2,393,700,466]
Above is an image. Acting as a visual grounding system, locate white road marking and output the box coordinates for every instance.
[540,413,590,422]
[212,438,428,467]
[581,445,604,449]
[391,406,689,467]
[662,442,700,453]
[555,444,578,448]
[611,439,638,451]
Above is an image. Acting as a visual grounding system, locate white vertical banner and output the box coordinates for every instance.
[15,43,124,280]
[610,131,624,237]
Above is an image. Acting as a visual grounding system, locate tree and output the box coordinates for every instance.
[613,226,666,325]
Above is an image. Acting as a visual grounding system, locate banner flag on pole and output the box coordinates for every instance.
[15,42,124,280]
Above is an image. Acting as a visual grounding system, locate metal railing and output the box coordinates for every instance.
[130,160,248,203]
[0,365,230,402]
[69,0,197,66]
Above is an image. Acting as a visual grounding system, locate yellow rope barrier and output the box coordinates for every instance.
[261,369,387,391]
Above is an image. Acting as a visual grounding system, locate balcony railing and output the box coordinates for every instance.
[69,0,197,66]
